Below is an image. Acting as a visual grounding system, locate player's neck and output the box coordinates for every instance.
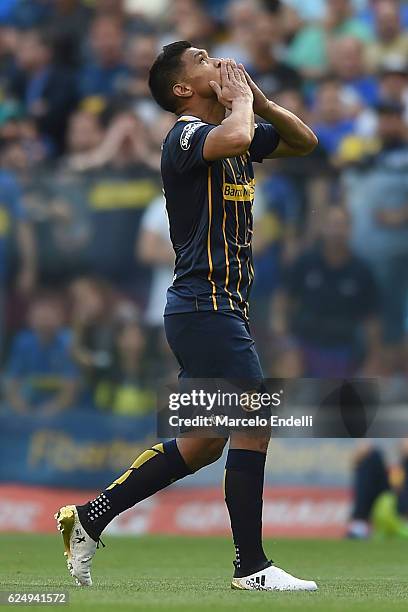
[179,99,226,125]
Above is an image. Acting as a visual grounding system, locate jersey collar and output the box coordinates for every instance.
[177,115,202,122]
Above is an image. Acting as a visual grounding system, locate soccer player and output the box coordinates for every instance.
[55,42,318,592]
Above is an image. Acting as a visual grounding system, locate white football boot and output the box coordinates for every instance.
[231,564,318,591]
[55,505,98,586]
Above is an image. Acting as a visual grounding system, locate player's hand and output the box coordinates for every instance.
[209,59,253,110]
[238,63,270,116]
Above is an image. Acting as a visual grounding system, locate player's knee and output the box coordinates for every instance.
[208,437,228,463]
[197,438,227,466]
[177,437,227,471]
[230,432,270,454]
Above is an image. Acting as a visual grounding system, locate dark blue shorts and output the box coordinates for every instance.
[164,310,263,381]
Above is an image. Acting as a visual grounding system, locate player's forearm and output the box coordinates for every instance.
[257,100,317,155]
[220,98,255,151]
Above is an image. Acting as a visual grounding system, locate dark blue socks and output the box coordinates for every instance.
[224,449,270,577]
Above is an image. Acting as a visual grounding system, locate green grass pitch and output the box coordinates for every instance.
[1,534,407,611]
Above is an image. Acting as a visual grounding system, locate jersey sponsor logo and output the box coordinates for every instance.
[179,122,205,150]
[223,180,255,201]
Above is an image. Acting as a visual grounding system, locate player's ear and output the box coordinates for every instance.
[173,82,193,101]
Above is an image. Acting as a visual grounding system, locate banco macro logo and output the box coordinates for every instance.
[223,180,255,201]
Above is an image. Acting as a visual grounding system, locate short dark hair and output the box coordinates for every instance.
[148,41,192,113]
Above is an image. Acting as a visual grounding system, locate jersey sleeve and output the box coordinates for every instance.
[168,121,216,173]
[249,123,280,163]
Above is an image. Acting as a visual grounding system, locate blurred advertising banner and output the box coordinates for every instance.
[0,484,350,538]
[0,411,398,490]
[0,412,156,489]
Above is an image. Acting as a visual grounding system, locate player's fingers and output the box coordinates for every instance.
[238,63,252,84]
[238,63,256,90]
[226,60,234,81]
[234,64,245,83]
[209,80,223,100]
[230,59,240,79]
[238,67,249,85]
[220,60,228,84]
[231,62,242,84]
[238,63,247,75]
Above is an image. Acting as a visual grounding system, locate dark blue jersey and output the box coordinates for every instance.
[162,115,280,318]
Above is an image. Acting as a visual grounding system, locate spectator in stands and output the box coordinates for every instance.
[51,109,161,300]
[4,293,79,413]
[354,57,408,136]
[328,36,379,109]
[137,195,174,330]
[0,0,18,26]
[5,0,53,29]
[343,100,408,375]
[92,0,126,21]
[243,7,302,99]
[312,78,356,155]
[67,107,105,155]
[79,111,160,303]
[121,34,159,102]
[164,0,215,48]
[142,109,174,171]
[366,0,408,72]
[287,0,372,78]
[357,0,408,37]
[94,318,155,415]
[0,153,36,357]
[137,195,174,377]
[8,28,78,154]
[249,166,302,362]
[378,58,408,122]
[0,153,36,298]
[347,441,408,539]
[79,15,127,99]
[44,0,93,69]
[212,0,261,66]
[69,277,117,394]
[63,108,105,169]
[271,206,382,377]
[266,89,332,243]
[0,113,51,188]
[26,110,104,286]
[281,0,326,22]
[0,23,17,98]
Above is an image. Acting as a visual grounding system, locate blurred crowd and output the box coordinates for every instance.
[0,0,407,415]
